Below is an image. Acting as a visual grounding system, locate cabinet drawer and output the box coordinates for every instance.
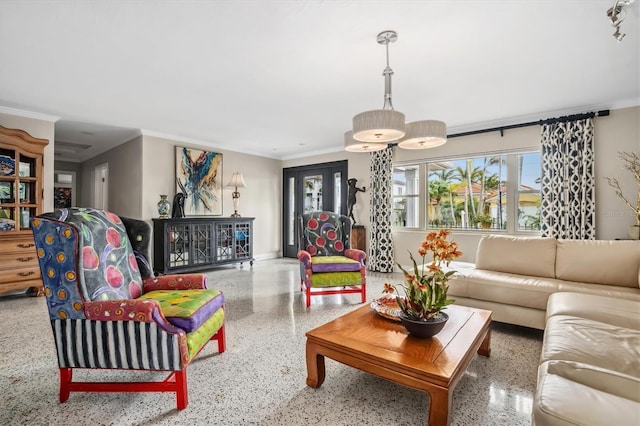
[0,237,37,254]
[0,266,41,283]
[0,253,38,269]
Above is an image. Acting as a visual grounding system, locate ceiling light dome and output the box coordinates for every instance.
[352,110,405,143]
[344,130,388,152]
[398,120,447,149]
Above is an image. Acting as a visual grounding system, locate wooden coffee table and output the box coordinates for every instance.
[305,304,492,426]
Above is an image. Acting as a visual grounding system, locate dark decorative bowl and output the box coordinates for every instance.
[399,312,449,338]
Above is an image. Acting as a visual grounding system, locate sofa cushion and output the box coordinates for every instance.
[139,289,224,333]
[547,280,640,312]
[555,240,640,288]
[475,235,557,278]
[311,256,361,272]
[533,360,640,426]
[541,315,640,377]
[309,271,362,288]
[449,269,559,310]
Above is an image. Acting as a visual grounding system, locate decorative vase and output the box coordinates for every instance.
[157,195,171,219]
[399,312,449,338]
[628,225,640,240]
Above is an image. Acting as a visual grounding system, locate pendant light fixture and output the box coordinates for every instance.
[348,30,447,152]
[352,30,405,143]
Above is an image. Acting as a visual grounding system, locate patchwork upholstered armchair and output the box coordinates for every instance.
[31,208,225,409]
[297,211,366,307]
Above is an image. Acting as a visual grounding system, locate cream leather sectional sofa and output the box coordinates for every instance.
[448,235,640,330]
[532,292,640,425]
[448,235,640,425]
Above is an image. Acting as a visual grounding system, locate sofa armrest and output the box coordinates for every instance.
[142,274,208,292]
[345,248,366,264]
[83,299,183,334]
[297,250,312,268]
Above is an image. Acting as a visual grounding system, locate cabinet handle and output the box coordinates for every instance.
[17,256,34,262]
[17,243,35,249]
[18,271,35,277]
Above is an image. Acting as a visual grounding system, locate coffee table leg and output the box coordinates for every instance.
[478,328,491,357]
[305,341,326,388]
[427,387,451,426]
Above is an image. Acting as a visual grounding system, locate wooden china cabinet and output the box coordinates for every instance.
[0,126,49,295]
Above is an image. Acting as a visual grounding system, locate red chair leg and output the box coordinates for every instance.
[59,368,72,402]
[175,370,188,410]
[361,284,366,303]
[214,324,226,353]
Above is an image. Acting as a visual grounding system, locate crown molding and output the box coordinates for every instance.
[446,100,639,135]
[0,105,60,122]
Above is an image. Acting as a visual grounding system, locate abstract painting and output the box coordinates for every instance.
[176,146,223,216]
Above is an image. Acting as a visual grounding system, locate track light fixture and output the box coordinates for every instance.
[607,0,636,41]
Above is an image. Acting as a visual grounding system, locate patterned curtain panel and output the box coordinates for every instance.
[540,118,595,239]
[369,147,395,272]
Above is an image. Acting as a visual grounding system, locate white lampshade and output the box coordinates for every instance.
[397,120,447,150]
[226,172,246,188]
[352,109,406,143]
[344,131,387,152]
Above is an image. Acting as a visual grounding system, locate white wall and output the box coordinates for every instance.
[286,106,640,266]
[0,112,56,212]
[594,107,640,238]
[80,136,143,218]
[141,135,282,259]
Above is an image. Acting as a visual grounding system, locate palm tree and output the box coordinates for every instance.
[454,162,482,225]
[478,156,502,216]
[428,168,456,224]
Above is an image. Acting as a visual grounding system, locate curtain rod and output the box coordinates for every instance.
[447,109,610,139]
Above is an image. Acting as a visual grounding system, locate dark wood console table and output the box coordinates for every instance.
[153,217,254,274]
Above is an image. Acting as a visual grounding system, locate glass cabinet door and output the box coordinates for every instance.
[215,223,234,261]
[191,223,213,265]
[168,224,190,268]
[17,154,38,230]
[0,148,17,232]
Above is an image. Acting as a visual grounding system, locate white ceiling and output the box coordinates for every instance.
[1,1,638,162]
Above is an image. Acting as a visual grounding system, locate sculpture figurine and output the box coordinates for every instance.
[172,192,186,218]
[347,178,366,225]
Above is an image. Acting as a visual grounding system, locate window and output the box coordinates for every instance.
[392,165,419,227]
[517,153,542,231]
[393,151,541,233]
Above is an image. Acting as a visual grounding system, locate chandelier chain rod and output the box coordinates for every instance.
[382,38,394,111]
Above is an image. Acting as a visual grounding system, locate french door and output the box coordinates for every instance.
[282,160,348,258]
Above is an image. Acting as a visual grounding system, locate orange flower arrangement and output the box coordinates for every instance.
[383,229,462,320]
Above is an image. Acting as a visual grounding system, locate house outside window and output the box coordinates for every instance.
[392,165,419,227]
[393,151,541,233]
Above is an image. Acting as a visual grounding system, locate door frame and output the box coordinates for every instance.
[94,163,109,210]
[282,160,348,258]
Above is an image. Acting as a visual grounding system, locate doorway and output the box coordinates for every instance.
[94,163,108,210]
[54,170,77,208]
[282,160,347,258]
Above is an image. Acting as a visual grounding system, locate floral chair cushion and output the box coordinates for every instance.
[300,211,351,256]
[38,208,143,302]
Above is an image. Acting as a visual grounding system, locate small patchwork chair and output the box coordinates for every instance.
[31,208,225,409]
[297,211,366,307]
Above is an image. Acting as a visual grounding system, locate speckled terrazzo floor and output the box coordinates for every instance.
[0,258,543,425]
